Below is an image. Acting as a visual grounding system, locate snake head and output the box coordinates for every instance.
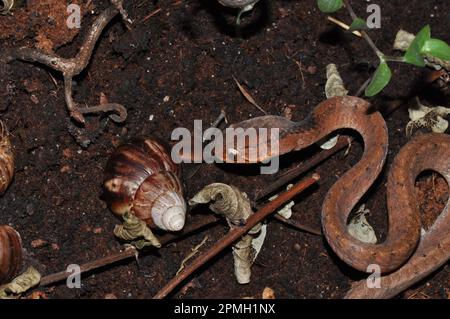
[217,115,298,163]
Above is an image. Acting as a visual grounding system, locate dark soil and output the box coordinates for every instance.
[0,0,449,299]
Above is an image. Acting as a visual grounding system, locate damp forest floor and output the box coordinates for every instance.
[0,0,449,299]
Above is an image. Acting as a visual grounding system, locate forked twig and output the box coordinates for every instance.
[0,2,128,124]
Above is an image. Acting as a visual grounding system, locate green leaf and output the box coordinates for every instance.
[404,25,431,67]
[421,38,450,61]
[348,17,367,32]
[317,0,343,13]
[365,61,392,97]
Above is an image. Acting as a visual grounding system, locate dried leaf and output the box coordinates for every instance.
[114,212,161,249]
[348,205,377,244]
[325,64,348,98]
[189,183,264,284]
[321,64,348,149]
[0,267,41,299]
[406,98,450,136]
[269,184,295,219]
[233,76,267,115]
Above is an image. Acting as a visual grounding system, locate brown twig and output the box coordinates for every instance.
[39,246,138,287]
[153,174,320,299]
[38,214,221,287]
[0,2,128,124]
[273,214,321,236]
[141,8,162,23]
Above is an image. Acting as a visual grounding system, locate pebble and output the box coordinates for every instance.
[262,287,276,299]
[31,239,48,248]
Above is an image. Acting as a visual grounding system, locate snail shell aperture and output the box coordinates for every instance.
[103,138,186,232]
[0,225,22,284]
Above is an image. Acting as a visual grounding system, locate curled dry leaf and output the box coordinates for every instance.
[0,0,15,15]
[406,98,450,136]
[347,204,377,244]
[325,64,349,99]
[320,64,348,150]
[0,266,41,299]
[268,184,294,219]
[189,183,264,284]
[189,183,253,225]
[113,212,161,249]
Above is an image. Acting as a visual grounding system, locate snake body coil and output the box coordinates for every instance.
[221,96,449,281]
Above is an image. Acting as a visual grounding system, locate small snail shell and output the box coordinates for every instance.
[0,121,14,194]
[218,0,260,9]
[0,225,22,284]
[103,138,186,231]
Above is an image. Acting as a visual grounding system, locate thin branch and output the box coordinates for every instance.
[327,16,362,37]
[153,174,320,299]
[38,215,221,287]
[342,0,383,59]
[355,76,373,97]
[273,214,321,236]
[0,2,128,124]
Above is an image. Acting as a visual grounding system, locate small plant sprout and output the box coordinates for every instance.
[394,30,450,72]
[217,0,260,25]
[406,97,450,137]
[317,0,450,96]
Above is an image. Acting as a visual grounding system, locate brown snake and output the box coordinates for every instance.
[216,96,450,297]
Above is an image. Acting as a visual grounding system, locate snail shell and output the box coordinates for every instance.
[218,0,260,9]
[0,121,14,194]
[0,225,22,284]
[103,138,186,232]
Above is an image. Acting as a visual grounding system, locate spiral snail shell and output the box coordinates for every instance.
[103,138,186,232]
[0,225,22,284]
[218,0,260,9]
[0,121,14,194]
